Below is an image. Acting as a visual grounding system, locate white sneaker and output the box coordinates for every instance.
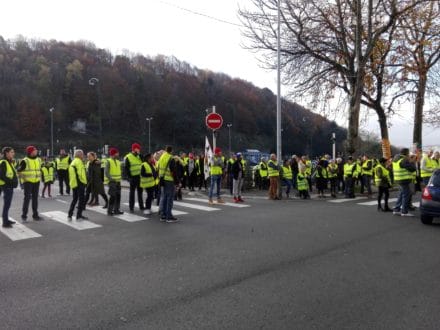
[401,213,415,217]
[143,209,152,215]
[392,211,401,216]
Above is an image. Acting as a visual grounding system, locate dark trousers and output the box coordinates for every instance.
[68,184,86,218]
[162,181,175,219]
[329,178,337,196]
[361,175,372,194]
[22,182,40,218]
[188,172,197,191]
[108,182,122,213]
[144,187,155,210]
[377,186,390,209]
[344,177,355,198]
[42,182,52,197]
[198,174,207,190]
[2,187,13,224]
[129,176,144,210]
[58,170,70,194]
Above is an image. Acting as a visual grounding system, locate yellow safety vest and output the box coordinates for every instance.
[421,156,435,178]
[69,158,87,189]
[259,162,268,178]
[343,163,355,179]
[158,152,174,182]
[210,156,223,176]
[268,160,279,177]
[56,156,70,170]
[41,166,54,183]
[282,165,292,180]
[140,162,156,188]
[124,152,142,177]
[21,157,41,183]
[305,160,312,176]
[104,158,122,184]
[362,159,373,176]
[0,159,17,186]
[392,158,413,183]
[374,164,390,186]
[297,173,308,191]
[327,164,338,178]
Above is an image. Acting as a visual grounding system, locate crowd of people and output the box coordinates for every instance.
[0,142,439,228]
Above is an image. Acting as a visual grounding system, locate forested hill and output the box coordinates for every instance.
[0,36,347,156]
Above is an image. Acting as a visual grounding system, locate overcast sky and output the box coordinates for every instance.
[1,0,438,148]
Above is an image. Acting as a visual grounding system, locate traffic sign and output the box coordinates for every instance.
[205,112,223,130]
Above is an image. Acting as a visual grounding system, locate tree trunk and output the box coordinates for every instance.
[375,106,391,159]
[413,73,426,149]
[346,80,362,155]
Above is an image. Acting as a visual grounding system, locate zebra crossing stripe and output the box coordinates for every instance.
[88,206,148,222]
[357,198,398,206]
[0,218,42,241]
[123,203,189,216]
[172,201,220,211]
[328,197,367,203]
[185,197,250,208]
[41,211,102,230]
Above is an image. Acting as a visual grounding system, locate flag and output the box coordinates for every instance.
[204,136,213,180]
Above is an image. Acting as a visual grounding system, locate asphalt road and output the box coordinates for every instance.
[1,186,439,329]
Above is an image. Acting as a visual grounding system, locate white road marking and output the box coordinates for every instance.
[357,198,397,206]
[0,218,42,241]
[185,197,250,208]
[123,203,188,216]
[172,201,220,211]
[88,206,148,222]
[413,201,420,208]
[41,211,102,230]
[56,199,68,204]
[328,197,367,203]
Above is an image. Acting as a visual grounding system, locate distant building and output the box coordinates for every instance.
[72,119,86,134]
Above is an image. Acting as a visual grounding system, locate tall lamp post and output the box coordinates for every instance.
[49,107,54,157]
[89,77,103,150]
[227,123,232,156]
[146,117,153,153]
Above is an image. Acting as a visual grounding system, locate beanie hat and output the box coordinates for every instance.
[214,147,221,155]
[26,146,36,155]
[109,147,119,157]
[132,143,141,151]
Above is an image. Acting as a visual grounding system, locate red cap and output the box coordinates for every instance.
[109,147,119,156]
[189,153,194,159]
[214,147,221,155]
[131,143,141,151]
[26,146,37,155]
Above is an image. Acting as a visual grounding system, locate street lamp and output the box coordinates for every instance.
[89,77,103,150]
[146,117,153,153]
[49,107,54,157]
[227,123,232,155]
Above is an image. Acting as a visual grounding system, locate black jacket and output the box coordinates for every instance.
[231,159,244,180]
[0,160,18,188]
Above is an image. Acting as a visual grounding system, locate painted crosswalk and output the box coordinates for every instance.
[357,198,398,206]
[172,201,220,211]
[88,205,148,222]
[122,203,188,216]
[0,218,42,241]
[42,211,102,230]
[328,197,367,203]
[185,197,250,208]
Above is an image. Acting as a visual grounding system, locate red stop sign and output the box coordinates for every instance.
[205,112,223,130]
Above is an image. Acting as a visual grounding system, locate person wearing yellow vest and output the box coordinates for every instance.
[360,155,373,197]
[208,147,226,205]
[0,147,18,228]
[55,149,71,196]
[17,146,43,221]
[343,156,356,198]
[67,149,88,220]
[41,159,55,198]
[105,147,124,216]
[392,148,417,217]
[268,153,280,200]
[297,166,310,199]
[302,156,313,193]
[124,143,144,212]
[158,145,179,222]
[327,159,338,198]
[315,159,328,198]
[259,157,269,190]
[140,153,157,215]
[374,157,392,212]
[281,159,293,199]
[420,150,435,186]
[226,154,236,195]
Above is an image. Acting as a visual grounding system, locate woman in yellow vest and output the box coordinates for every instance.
[281,159,293,198]
[41,159,54,198]
[67,149,88,220]
[140,153,157,215]
[0,147,19,228]
[374,157,392,212]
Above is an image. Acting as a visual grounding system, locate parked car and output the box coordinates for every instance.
[420,169,440,225]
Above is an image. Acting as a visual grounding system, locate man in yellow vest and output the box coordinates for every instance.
[392,148,417,217]
[0,147,18,228]
[343,156,356,198]
[327,159,338,198]
[124,143,144,212]
[281,159,293,198]
[17,146,43,221]
[208,147,225,204]
[268,153,280,200]
[67,149,88,220]
[374,157,392,212]
[55,148,71,196]
[140,153,157,215]
[259,157,269,190]
[158,145,179,222]
[420,149,435,186]
[361,155,373,197]
[105,147,124,216]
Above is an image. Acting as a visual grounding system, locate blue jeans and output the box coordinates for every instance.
[2,187,13,223]
[282,179,292,195]
[162,181,175,218]
[394,182,410,214]
[209,175,222,199]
